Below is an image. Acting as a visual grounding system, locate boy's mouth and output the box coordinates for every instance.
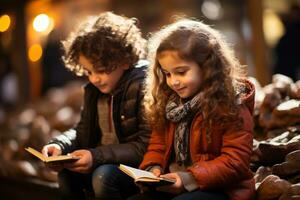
[94,84,107,90]
[95,84,106,88]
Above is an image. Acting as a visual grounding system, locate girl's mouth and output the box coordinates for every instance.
[175,87,185,93]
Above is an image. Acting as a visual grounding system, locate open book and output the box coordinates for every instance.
[25,147,79,163]
[119,164,175,186]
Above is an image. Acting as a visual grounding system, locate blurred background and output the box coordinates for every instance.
[0,0,300,199]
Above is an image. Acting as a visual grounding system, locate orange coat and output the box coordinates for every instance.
[140,80,255,200]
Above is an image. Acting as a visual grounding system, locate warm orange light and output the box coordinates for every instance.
[263,9,284,47]
[33,13,51,32]
[28,44,43,62]
[0,14,11,32]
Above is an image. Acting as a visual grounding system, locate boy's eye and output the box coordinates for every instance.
[95,69,106,74]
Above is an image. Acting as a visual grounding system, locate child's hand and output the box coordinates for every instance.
[64,149,92,174]
[136,167,162,193]
[151,167,162,177]
[156,173,185,194]
[42,144,62,157]
[42,144,64,172]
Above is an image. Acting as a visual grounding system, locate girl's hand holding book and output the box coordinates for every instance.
[135,167,161,193]
[150,167,162,177]
[156,173,185,194]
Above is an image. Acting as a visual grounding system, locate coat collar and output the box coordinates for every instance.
[236,79,255,115]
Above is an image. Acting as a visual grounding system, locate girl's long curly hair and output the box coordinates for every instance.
[62,12,147,75]
[144,19,246,133]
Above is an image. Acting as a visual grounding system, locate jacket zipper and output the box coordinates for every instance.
[108,95,114,133]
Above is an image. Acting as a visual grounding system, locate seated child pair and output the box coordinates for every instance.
[43,11,255,200]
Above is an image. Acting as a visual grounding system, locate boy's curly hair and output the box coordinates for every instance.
[62,12,147,75]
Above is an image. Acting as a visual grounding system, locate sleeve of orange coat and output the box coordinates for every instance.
[139,129,167,170]
[187,105,254,190]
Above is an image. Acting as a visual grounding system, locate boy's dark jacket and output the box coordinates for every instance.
[50,61,150,169]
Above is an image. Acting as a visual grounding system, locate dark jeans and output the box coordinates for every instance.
[58,164,139,200]
[127,190,229,200]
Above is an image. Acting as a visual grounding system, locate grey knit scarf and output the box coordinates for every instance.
[166,94,201,165]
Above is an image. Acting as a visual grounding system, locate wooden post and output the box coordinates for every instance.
[13,1,30,103]
[246,0,271,86]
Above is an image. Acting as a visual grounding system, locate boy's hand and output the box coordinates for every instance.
[42,144,64,172]
[156,173,185,194]
[64,150,93,174]
[42,144,62,157]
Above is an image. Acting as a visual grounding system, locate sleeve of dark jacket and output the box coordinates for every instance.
[47,104,85,155]
[49,84,98,154]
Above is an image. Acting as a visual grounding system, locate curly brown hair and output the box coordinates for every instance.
[62,12,147,75]
[144,19,247,134]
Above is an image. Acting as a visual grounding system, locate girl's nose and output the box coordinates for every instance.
[171,79,180,88]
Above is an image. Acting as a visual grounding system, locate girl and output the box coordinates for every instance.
[128,19,255,200]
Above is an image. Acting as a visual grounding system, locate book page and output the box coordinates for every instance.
[119,164,158,180]
[25,147,46,162]
[119,164,176,186]
[25,147,79,163]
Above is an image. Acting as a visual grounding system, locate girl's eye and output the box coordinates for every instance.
[177,71,187,75]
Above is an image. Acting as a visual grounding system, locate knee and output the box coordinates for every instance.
[92,164,119,196]
[92,164,117,185]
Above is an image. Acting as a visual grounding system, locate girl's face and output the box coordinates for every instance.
[79,55,128,94]
[158,50,203,99]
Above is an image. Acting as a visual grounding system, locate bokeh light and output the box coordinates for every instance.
[201,0,222,20]
[33,14,51,32]
[263,9,284,47]
[28,44,43,62]
[0,14,11,32]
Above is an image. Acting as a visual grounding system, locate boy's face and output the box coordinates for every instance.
[79,55,128,94]
[158,50,203,99]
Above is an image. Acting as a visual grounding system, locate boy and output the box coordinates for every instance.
[42,12,150,200]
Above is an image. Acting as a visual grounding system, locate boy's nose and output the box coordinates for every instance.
[90,75,101,83]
